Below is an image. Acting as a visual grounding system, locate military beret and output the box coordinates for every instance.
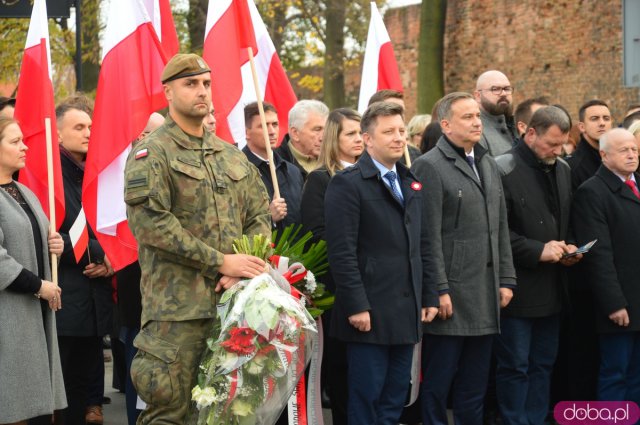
[161,54,211,84]
[0,96,16,110]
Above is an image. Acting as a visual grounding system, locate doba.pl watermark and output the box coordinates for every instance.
[554,401,640,425]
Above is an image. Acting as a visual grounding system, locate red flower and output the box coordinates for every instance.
[221,327,257,355]
[257,345,275,356]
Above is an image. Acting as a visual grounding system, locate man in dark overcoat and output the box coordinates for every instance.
[412,92,516,425]
[571,128,640,404]
[325,101,438,425]
[495,106,582,424]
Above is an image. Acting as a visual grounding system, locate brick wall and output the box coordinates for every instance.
[383,5,422,119]
[385,0,640,123]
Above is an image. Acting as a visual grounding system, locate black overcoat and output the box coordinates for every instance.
[497,141,572,317]
[571,165,640,333]
[325,152,438,344]
[56,152,113,337]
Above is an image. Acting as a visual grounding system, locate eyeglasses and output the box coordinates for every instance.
[479,86,514,95]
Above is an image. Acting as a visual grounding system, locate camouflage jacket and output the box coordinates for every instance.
[124,115,270,326]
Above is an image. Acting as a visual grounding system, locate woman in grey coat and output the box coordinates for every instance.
[0,117,67,424]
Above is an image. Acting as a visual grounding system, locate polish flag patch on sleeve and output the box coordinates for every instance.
[135,148,148,160]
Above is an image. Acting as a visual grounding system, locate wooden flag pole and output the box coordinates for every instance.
[247,46,281,199]
[403,145,412,168]
[45,117,58,285]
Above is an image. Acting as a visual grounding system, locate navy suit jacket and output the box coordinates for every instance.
[325,151,438,345]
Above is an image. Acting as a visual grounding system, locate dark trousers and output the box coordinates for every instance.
[87,342,105,406]
[323,310,348,425]
[57,336,102,424]
[495,315,560,425]
[28,415,53,425]
[598,332,640,403]
[122,327,142,425]
[421,334,493,425]
[566,279,599,400]
[347,342,414,425]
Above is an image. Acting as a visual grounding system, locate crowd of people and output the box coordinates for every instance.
[1,53,640,425]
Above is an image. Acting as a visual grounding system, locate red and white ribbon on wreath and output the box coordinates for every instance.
[270,255,324,425]
[271,255,307,286]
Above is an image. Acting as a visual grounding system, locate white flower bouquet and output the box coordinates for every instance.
[191,271,317,425]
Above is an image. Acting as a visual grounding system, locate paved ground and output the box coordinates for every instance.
[102,355,127,425]
[102,352,334,424]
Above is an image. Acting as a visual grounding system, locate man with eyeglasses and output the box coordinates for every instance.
[474,70,519,156]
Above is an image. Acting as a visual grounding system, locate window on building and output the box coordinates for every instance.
[623,0,640,87]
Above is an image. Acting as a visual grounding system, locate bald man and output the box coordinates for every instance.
[137,112,165,142]
[474,70,518,156]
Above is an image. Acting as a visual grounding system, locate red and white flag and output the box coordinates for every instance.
[14,0,65,230]
[204,0,297,148]
[82,0,168,271]
[357,2,403,113]
[69,208,89,263]
[142,0,179,57]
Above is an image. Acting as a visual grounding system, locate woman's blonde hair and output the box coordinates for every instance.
[0,116,17,143]
[318,108,361,176]
[628,120,640,137]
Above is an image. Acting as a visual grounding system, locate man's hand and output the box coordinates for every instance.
[348,311,371,332]
[103,255,115,276]
[540,240,569,263]
[215,276,241,293]
[609,308,630,327]
[269,197,288,223]
[438,294,453,320]
[48,231,63,256]
[422,307,438,323]
[84,262,109,278]
[219,254,267,279]
[559,244,583,266]
[500,287,513,308]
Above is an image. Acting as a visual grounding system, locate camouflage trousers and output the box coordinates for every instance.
[131,319,215,424]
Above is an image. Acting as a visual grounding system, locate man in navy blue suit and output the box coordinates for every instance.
[325,101,439,425]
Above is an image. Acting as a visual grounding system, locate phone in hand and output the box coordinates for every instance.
[562,239,597,258]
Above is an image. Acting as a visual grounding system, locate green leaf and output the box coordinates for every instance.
[306,307,324,319]
[312,294,335,308]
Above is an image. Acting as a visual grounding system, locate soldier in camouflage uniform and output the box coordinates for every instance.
[124,53,271,424]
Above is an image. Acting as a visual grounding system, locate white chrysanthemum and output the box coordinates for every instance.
[192,386,217,409]
[304,271,317,294]
[231,399,254,417]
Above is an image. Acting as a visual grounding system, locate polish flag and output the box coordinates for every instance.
[14,0,65,230]
[357,2,403,113]
[69,208,89,263]
[142,0,179,57]
[204,0,297,148]
[82,0,168,271]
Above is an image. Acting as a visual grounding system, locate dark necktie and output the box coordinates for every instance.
[384,171,404,205]
[625,179,640,199]
[465,155,479,180]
